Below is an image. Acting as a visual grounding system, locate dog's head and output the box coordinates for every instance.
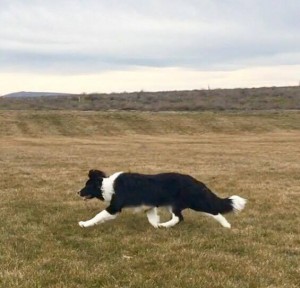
[78,170,106,200]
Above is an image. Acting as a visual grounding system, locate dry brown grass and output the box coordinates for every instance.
[0,111,300,287]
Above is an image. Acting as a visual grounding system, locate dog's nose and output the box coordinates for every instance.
[77,191,80,195]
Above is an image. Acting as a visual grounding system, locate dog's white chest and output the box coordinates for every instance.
[101,172,123,202]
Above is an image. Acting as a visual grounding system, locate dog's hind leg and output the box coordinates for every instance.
[202,213,231,228]
[146,207,160,228]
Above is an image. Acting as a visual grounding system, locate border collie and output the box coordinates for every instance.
[78,170,247,229]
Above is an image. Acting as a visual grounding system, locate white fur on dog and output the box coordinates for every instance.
[202,212,231,228]
[229,195,247,213]
[210,213,231,228]
[79,210,117,227]
[158,213,180,228]
[146,207,160,228]
[101,172,123,202]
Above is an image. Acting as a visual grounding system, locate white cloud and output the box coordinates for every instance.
[0,0,299,93]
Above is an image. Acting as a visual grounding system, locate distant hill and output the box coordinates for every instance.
[2,91,77,98]
[0,86,299,111]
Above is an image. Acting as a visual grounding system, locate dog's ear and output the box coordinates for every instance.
[88,170,106,179]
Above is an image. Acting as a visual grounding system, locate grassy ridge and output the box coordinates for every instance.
[0,110,299,137]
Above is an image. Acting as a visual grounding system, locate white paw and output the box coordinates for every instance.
[150,222,159,228]
[151,216,160,228]
[79,221,87,228]
[158,223,170,228]
[147,213,160,228]
[223,222,231,229]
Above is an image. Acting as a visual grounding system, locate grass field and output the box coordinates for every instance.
[0,111,299,287]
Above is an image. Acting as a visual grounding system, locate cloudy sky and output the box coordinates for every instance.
[0,0,299,95]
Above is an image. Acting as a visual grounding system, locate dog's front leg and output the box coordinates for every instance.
[146,207,160,228]
[79,210,117,228]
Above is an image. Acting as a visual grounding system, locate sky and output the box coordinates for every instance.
[0,0,300,95]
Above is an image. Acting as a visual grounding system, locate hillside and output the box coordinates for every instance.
[1,86,299,111]
[0,110,299,137]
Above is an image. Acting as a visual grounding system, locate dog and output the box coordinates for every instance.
[78,170,247,229]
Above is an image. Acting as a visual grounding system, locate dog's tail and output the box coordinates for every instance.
[184,179,247,215]
[189,189,247,215]
[229,195,247,213]
[215,195,247,214]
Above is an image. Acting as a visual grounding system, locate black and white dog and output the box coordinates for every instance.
[78,170,247,229]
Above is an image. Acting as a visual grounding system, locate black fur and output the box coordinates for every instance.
[79,170,237,223]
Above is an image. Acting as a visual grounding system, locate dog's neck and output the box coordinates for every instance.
[101,172,124,202]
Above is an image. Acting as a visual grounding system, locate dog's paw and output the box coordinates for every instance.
[157,223,170,228]
[149,217,160,229]
[78,221,87,228]
[150,222,159,228]
[222,222,231,229]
